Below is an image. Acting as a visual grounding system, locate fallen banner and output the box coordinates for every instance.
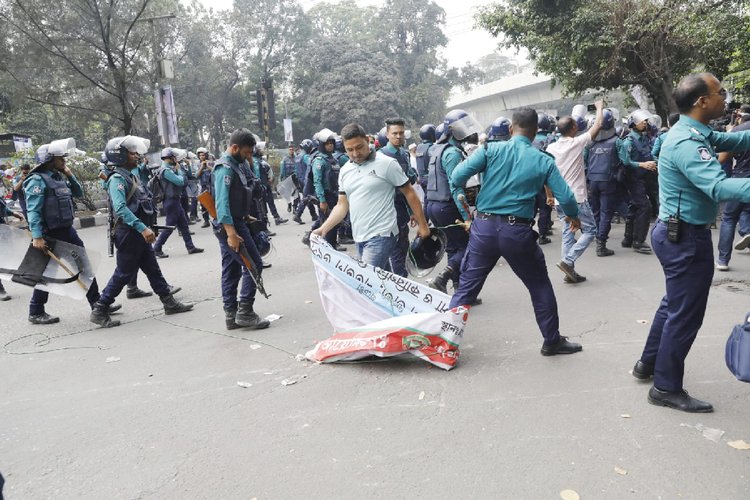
[306,234,468,370]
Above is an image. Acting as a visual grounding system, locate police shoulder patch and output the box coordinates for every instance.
[697,147,713,161]
[32,185,42,194]
[224,175,231,186]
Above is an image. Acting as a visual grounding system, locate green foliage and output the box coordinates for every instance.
[477,0,750,119]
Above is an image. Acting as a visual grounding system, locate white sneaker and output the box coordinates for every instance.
[716,262,729,271]
[734,234,750,251]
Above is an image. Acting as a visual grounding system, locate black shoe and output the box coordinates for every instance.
[541,336,583,356]
[538,235,551,245]
[200,221,210,228]
[108,303,122,313]
[0,289,10,301]
[647,386,714,413]
[187,247,204,254]
[89,302,121,328]
[430,267,453,294]
[168,285,181,295]
[334,245,347,252]
[469,297,482,306]
[293,215,305,225]
[596,239,615,257]
[633,242,652,254]
[275,217,288,225]
[155,250,169,258]
[302,231,311,246]
[127,287,153,299]
[235,301,270,329]
[556,261,578,282]
[160,294,193,315]
[28,312,60,325]
[267,231,277,237]
[621,239,633,248]
[632,360,654,380]
[287,203,293,213]
[225,307,239,330]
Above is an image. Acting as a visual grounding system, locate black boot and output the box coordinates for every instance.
[127,287,153,299]
[160,294,193,315]
[235,301,270,329]
[225,307,239,330]
[90,302,121,328]
[633,241,652,254]
[621,219,633,248]
[430,267,453,294]
[596,239,615,257]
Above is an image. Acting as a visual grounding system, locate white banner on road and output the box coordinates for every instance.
[305,234,468,370]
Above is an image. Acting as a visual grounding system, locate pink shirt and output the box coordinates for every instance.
[546,133,592,204]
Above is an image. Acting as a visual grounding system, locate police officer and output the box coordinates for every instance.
[279,144,298,213]
[532,113,556,245]
[12,163,31,220]
[426,110,479,293]
[449,108,583,356]
[24,138,115,324]
[379,118,418,276]
[586,108,619,257]
[487,116,511,142]
[308,129,343,249]
[152,148,204,258]
[632,73,750,412]
[91,136,192,328]
[415,124,436,192]
[0,187,25,300]
[196,147,213,228]
[212,129,270,331]
[292,139,319,225]
[253,142,287,226]
[618,109,658,253]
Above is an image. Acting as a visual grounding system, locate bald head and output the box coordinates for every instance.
[557,116,576,137]
[674,73,712,113]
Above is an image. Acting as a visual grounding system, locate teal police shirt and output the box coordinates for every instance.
[441,137,471,220]
[451,135,579,220]
[24,169,83,238]
[212,153,246,226]
[107,171,148,233]
[657,115,750,225]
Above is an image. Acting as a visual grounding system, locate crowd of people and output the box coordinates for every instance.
[1,71,750,413]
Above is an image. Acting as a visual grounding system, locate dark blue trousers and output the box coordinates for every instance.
[589,180,618,242]
[625,174,650,243]
[450,217,561,344]
[154,197,195,252]
[534,189,552,235]
[29,226,100,315]
[311,192,339,247]
[294,178,318,220]
[425,200,468,279]
[216,220,262,310]
[640,221,714,392]
[99,226,171,304]
[263,183,281,219]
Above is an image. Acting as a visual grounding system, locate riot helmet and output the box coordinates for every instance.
[538,113,553,133]
[35,144,50,166]
[441,109,482,142]
[406,228,447,278]
[488,116,511,140]
[106,136,149,166]
[419,124,436,143]
[628,109,653,128]
[376,127,388,149]
[47,138,77,158]
[300,139,314,154]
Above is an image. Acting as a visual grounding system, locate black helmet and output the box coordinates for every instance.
[407,228,447,278]
[419,124,436,143]
[299,139,314,154]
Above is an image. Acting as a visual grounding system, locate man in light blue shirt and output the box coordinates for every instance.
[633,73,750,413]
[314,123,430,269]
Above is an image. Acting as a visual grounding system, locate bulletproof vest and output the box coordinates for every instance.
[33,170,75,231]
[216,160,257,222]
[281,157,296,177]
[587,136,620,182]
[113,167,155,220]
[295,155,307,180]
[415,143,432,178]
[311,152,339,193]
[628,133,654,162]
[426,143,454,202]
[380,144,410,173]
[332,152,349,168]
[259,159,272,184]
[160,166,184,199]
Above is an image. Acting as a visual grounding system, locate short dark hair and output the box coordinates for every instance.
[668,112,680,127]
[674,73,711,114]
[557,116,576,136]
[229,128,256,148]
[21,163,30,170]
[385,117,406,130]
[511,108,538,131]
[340,123,368,141]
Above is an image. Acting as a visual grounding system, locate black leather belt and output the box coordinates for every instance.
[479,213,535,226]
[658,218,711,230]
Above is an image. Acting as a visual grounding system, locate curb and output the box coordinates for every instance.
[73,214,108,229]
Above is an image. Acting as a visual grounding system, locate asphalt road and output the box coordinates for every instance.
[1,207,749,499]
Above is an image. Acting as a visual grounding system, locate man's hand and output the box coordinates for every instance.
[62,166,73,177]
[13,211,25,221]
[312,227,326,237]
[456,219,472,232]
[141,228,156,244]
[546,196,555,207]
[640,161,657,171]
[319,201,329,214]
[565,217,581,232]
[417,225,432,239]
[32,237,46,250]
[227,232,243,252]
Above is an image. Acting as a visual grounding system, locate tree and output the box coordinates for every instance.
[477,0,750,120]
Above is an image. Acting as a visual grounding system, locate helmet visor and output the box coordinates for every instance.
[120,135,149,155]
[450,114,483,141]
[47,138,77,158]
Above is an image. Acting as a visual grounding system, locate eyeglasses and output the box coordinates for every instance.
[694,88,727,106]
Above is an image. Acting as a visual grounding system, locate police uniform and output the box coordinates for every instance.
[309,150,341,247]
[24,165,101,322]
[212,153,269,330]
[292,151,318,223]
[449,135,580,347]
[425,137,471,291]
[586,132,620,247]
[617,130,653,250]
[638,115,750,395]
[152,162,201,256]
[532,131,555,242]
[126,161,158,298]
[332,150,353,242]
[254,154,286,224]
[380,142,418,277]
[415,140,433,191]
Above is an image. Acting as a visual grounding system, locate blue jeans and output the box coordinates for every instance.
[557,200,596,267]
[717,201,750,264]
[356,234,397,269]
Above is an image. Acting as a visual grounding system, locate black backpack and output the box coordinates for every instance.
[146,168,166,204]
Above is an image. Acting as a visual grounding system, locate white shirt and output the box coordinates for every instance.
[546,132,592,204]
